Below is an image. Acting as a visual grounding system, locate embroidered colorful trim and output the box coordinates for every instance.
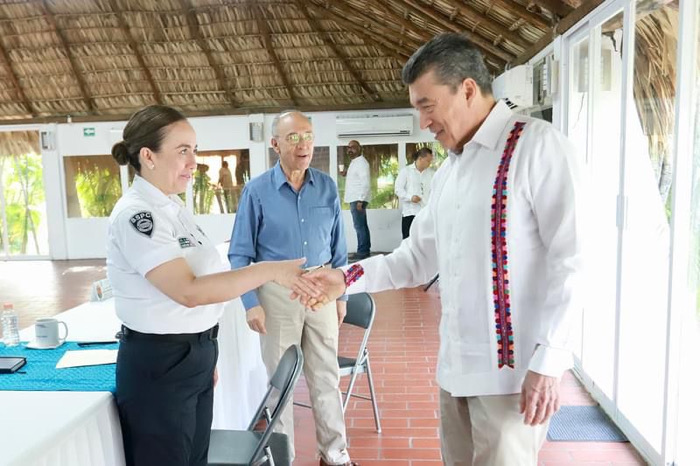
[491,121,526,369]
[344,264,364,288]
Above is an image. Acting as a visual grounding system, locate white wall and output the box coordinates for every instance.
[34,107,435,259]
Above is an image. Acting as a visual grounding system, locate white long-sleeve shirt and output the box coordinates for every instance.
[394,163,436,217]
[348,100,584,397]
[343,155,371,203]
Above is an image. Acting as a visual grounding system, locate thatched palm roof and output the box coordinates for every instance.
[0,0,602,123]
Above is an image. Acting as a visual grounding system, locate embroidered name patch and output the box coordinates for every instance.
[178,237,195,248]
[129,211,154,237]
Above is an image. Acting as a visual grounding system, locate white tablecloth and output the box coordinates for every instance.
[0,391,124,466]
[213,298,268,430]
[1,290,267,465]
[213,242,268,429]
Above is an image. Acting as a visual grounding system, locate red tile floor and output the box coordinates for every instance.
[0,260,648,465]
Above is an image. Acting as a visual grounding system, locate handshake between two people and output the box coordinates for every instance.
[271,258,348,310]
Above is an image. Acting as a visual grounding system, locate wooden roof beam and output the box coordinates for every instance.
[513,0,607,66]
[375,0,434,42]
[296,2,381,102]
[395,0,513,65]
[255,4,298,107]
[490,0,552,30]
[108,0,162,105]
[0,100,415,125]
[444,0,532,48]
[177,0,238,108]
[38,0,96,114]
[0,38,34,117]
[373,1,503,73]
[374,0,501,74]
[307,3,412,63]
[322,0,425,53]
[311,2,419,58]
[528,0,574,18]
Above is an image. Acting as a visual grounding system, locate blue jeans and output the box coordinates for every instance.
[350,201,371,255]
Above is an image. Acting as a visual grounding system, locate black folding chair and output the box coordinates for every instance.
[208,344,304,466]
[338,292,381,433]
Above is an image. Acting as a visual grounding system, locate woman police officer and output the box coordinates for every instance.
[108,105,312,466]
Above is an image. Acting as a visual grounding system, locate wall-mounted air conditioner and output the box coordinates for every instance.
[493,64,534,109]
[336,114,413,138]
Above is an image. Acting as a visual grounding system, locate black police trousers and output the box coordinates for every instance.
[115,326,218,466]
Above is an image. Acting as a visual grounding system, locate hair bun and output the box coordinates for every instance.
[111,141,130,165]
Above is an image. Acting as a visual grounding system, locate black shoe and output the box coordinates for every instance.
[353,252,370,260]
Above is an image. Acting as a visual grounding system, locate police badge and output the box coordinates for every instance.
[129,211,154,237]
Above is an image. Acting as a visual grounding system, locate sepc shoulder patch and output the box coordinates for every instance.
[129,211,154,237]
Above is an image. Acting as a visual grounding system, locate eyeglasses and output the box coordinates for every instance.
[280,132,314,145]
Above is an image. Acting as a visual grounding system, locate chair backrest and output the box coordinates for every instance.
[248,344,304,463]
[343,293,376,371]
[343,293,375,330]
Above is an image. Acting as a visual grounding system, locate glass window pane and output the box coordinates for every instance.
[694,0,700,335]
[569,35,615,390]
[64,155,122,218]
[310,146,329,173]
[568,38,590,162]
[337,143,399,210]
[405,141,448,168]
[194,150,250,215]
[617,1,678,452]
[267,148,276,169]
[0,201,4,254]
[0,140,48,256]
[267,146,329,174]
[582,13,624,403]
[676,3,700,463]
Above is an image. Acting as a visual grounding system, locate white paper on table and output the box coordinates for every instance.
[56,349,118,369]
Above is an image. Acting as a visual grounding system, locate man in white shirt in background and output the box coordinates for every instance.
[342,140,371,260]
[394,147,435,239]
[302,32,584,466]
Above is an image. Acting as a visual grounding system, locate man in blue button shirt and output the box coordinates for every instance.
[228,111,357,466]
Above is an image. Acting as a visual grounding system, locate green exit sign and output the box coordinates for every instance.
[83,127,95,137]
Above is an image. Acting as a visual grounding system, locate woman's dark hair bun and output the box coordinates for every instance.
[111,141,130,165]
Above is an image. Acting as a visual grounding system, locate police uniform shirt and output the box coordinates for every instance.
[107,175,227,334]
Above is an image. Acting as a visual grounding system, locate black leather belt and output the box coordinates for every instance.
[119,324,219,343]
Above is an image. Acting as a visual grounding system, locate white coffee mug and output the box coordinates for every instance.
[35,318,68,348]
[338,163,345,172]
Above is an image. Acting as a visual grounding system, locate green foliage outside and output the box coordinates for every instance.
[193,169,214,214]
[0,153,44,255]
[413,141,448,167]
[75,166,121,217]
[339,146,399,210]
[369,155,398,209]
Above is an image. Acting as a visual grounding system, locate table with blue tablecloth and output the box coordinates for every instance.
[0,341,117,393]
[0,288,267,466]
[0,300,124,466]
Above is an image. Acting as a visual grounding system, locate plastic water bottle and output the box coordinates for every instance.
[2,303,20,347]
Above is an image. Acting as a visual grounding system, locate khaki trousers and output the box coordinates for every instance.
[439,389,548,466]
[257,282,350,464]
